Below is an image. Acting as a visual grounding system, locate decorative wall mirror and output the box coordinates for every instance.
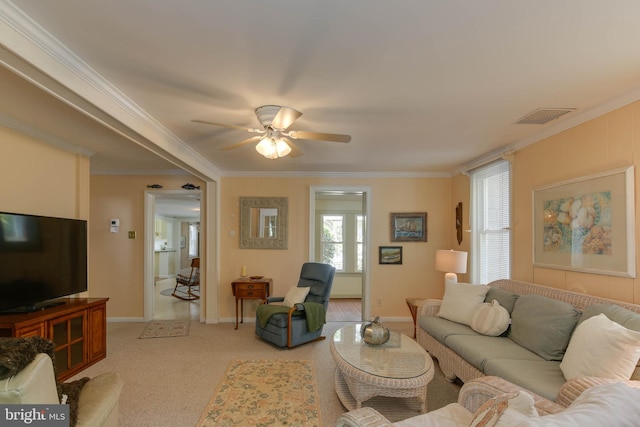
[240,197,288,249]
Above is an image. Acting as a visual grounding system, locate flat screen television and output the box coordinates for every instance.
[0,211,88,313]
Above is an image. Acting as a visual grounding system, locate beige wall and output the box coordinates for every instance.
[0,126,91,302]
[507,101,640,304]
[451,173,471,255]
[219,176,454,321]
[7,99,640,320]
[89,175,205,318]
[0,127,89,220]
[450,101,640,304]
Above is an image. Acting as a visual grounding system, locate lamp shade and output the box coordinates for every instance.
[435,249,467,283]
[255,137,292,159]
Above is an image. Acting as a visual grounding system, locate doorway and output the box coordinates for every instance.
[309,186,371,322]
[144,190,201,321]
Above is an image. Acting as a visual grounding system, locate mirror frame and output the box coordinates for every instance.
[240,197,288,249]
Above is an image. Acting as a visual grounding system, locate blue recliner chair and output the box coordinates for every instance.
[255,262,335,348]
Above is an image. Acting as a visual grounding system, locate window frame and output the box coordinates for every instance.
[470,159,512,284]
[318,212,364,273]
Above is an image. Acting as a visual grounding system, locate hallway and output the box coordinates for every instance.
[153,277,200,320]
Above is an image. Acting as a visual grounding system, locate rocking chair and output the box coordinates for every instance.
[172,257,200,301]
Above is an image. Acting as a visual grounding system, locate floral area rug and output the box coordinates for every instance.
[196,359,322,427]
[138,319,190,339]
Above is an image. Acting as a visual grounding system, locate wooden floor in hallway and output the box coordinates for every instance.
[327,298,362,322]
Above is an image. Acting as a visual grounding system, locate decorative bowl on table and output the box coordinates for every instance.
[250,275,264,280]
[361,316,390,345]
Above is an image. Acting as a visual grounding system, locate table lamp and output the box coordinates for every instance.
[435,249,468,283]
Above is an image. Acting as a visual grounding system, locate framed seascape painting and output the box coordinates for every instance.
[379,246,402,264]
[390,212,427,242]
[533,166,635,278]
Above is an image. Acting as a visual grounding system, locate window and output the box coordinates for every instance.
[321,215,344,271]
[470,159,511,283]
[320,213,364,273]
[356,215,364,272]
[188,223,199,257]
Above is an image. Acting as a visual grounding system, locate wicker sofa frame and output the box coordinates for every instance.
[336,374,640,426]
[416,279,640,411]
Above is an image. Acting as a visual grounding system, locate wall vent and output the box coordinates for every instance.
[516,108,576,125]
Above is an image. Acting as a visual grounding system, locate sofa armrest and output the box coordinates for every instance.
[76,372,124,427]
[419,299,442,317]
[556,376,640,408]
[335,407,393,427]
[458,376,565,416]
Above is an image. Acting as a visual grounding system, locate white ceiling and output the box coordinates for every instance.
[3,1,640,176]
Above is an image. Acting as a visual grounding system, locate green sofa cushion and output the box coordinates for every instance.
[483,359,565,402]
[445,335,542,372]
[419,315,479,345]
[579,303,640,332]
[485,287,519,314]
[508,294,580,361]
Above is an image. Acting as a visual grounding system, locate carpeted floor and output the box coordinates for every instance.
[70,320,461,426]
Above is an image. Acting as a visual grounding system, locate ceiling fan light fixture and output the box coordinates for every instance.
[275,139,292,157]
[255,137,291,159]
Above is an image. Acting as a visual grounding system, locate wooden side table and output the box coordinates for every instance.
[231,277,271,329]
[405,298,425,339]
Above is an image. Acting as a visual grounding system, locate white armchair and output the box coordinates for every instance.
[0,353,123,427]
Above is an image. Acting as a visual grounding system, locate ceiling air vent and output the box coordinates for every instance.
[516,108,576,125]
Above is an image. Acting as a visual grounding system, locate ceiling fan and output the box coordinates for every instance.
[192,105,351,159]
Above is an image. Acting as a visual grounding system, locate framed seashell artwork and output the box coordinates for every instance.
[533,166,635,278]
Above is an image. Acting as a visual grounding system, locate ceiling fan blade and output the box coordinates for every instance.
[287,140,304,158]
[271,106,302,130]
[219,135,262,151]
[288,130,351,143]
[192,119,263,133]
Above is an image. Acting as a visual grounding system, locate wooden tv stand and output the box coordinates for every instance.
[0,297,109,381]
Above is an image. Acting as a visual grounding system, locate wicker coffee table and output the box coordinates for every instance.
[330,324,434,413]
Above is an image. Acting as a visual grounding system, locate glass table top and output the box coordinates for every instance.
[332,324,429,379]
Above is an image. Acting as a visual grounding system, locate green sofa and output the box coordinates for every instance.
[417,279,640,403]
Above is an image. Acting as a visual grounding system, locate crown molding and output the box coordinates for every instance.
[0,1,221,182]
[511,84,640,152]
[457,84,640,176]
[220,170,451,179]
[91,169,191,176]
[0,114,95,157]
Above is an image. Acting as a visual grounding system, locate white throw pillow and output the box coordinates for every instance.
[469,391,538,427]
[437,282,489,326]
[470,300,511,336]
[282,286,310,308]
[560,313,640,381]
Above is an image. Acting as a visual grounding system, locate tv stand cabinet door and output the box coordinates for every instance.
[49,311,87,378]
[88,302,107,362]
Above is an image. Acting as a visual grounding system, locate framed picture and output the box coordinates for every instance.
[533,166,635,278]
[379,246,402,264]
[390,212,427,242]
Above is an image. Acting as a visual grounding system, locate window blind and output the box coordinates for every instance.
[470,159,511,284]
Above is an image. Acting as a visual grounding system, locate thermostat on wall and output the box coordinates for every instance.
[110,218,119,233]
